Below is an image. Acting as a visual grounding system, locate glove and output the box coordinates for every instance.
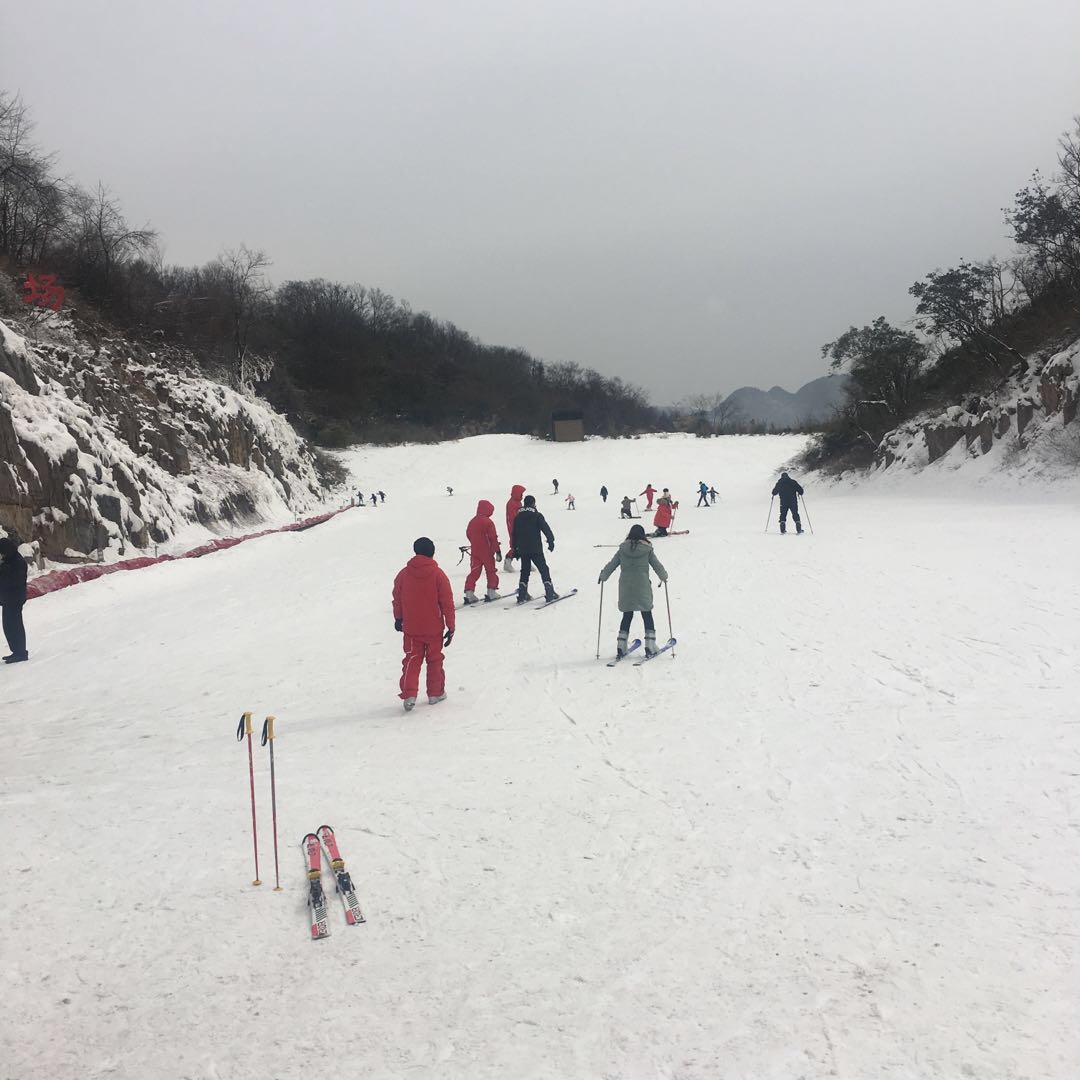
[443,628,454,648]
[495,551,502,561]
[597,575,603,584]
[394,618,403,632]
[547,541,554,553]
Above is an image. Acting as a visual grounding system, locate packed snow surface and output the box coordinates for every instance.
[2,434,1078,1080]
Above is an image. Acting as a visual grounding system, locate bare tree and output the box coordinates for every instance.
[210,245,273,392]
[67,182,156,292]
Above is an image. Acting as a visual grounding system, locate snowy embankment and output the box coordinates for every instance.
[865,333,1080,486]
[2,433,1078,1080]
[0,315,327,565]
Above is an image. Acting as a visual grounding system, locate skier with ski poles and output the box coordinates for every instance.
[620,496,635,519]
[392,537,455,711]
[462,499,502,604]
[511,495,559,603]
[598,524,668,659]
[771,471,805,534]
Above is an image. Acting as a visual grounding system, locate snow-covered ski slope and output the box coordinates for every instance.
[3,433,1079,1080]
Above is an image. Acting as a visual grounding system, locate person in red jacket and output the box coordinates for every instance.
[463,499,502,604]
[639,484,657,510]
[392,537,456,711]
[652,490,674,536]
[503,484,525,571]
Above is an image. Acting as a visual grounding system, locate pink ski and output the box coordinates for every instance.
[317,825,366,925]
[303,833,330,940]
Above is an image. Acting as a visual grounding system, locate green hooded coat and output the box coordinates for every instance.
[599,538,668,612]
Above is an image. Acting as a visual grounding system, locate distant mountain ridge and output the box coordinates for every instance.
[723,374,849,429]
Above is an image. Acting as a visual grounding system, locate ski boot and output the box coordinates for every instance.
[796,524,804,535]
[616,631,628,659]
[463,590,479,605]
[402,697,417,712]
[544,580,559,603]
[428,693,447,706]
[644,631,658,657]
[484,588,500,602]
[516,584,532,605]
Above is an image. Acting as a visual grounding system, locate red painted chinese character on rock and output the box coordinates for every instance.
[22,273,65,311]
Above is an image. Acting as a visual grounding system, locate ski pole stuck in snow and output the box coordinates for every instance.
[800,493,814,534]
[236,711,261,886]
[764,495,775,533]
[260,715,282,892]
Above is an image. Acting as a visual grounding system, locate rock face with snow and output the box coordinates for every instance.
[0,317,324,559]
[875,335,1080,475]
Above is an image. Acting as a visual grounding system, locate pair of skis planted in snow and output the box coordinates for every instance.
[302,825,365,941]
[606,637,677,667]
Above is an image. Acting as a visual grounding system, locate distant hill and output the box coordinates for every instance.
[722,374,850,429]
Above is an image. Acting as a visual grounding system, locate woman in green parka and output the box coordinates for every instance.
[598,524,668,658]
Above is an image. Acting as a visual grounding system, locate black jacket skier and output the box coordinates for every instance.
[511,497,558,602]
[600,485,608,502]
[771,472,804,534]
[0,537,29,662]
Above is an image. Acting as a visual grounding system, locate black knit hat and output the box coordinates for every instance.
[523,494,536,507]
[413,537,435,557]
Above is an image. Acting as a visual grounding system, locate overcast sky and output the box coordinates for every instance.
[4,1,1080,401]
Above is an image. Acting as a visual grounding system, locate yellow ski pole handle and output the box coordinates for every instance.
[260,715,276,744]
[236,710,253,740]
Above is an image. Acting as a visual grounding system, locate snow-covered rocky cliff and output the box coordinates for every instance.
[0,315,326,561]
[872,334,1080,480]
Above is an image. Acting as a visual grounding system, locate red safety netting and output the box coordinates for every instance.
[26,506,352,600]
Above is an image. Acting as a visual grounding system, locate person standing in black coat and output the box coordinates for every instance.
[771,472,805,534]
[510,495,559,603]
[0,536,29,663]
[600,485,608,503]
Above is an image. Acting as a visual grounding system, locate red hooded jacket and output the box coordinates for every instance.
[506,485,525,547]
[392,556,456,638]
[467,500,501,559]
[653,498,674,530]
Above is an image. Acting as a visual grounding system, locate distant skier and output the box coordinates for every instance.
[504,483,525,571]
[696,481,709,507]
[620,496,634,519]
[600,485,608,503]
[392,537,455,711]
[0,536,29,663]
[652,490,674,537]
[511,495,558,603]
[565,494,576,510]
[772,471,805,534]
[639,484,657,510]
[552,479,559,494]
[370,493,378,508]
[709,486,718,504]
[598,524,668,659]
[463,500,502,604]
[447,486,453,496]
[378,491,386,503]
[357,492,366,506]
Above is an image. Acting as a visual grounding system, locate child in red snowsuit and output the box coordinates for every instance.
[463,500,502,603]
[640,484,657,510]
[653,493,674,536]
[504,484,525,567]
[392,537,456,711]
